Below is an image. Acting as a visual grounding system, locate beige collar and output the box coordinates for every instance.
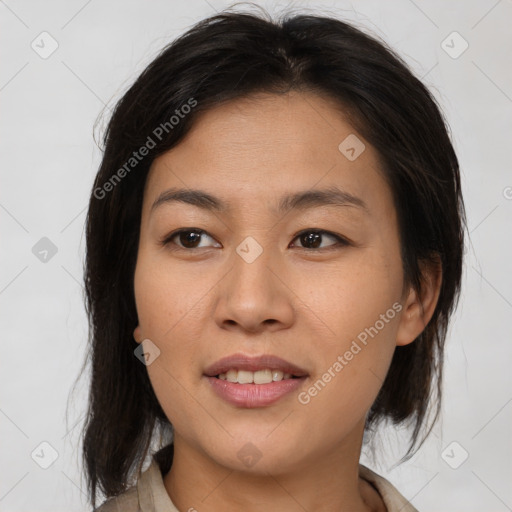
[135,457,419,512]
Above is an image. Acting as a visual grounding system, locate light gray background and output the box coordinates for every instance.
[1,0,511,510]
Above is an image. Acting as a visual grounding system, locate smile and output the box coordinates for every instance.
[217,369,299,384]
[205,375,307,408]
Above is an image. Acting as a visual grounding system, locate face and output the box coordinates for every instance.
[133,91,410,475]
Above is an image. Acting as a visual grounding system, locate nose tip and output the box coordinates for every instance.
[214,257,295,334]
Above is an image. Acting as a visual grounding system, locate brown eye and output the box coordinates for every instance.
[161,228,220,249]
[290,230,348,250]
[160,228,349,251]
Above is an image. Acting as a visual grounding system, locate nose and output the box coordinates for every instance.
[213,244,295,334]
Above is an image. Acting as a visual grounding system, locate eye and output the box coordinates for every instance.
[290,229,349,250]
[160,228,220,250]
[160,228,349,251]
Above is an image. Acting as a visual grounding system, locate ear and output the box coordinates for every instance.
[396,256,442,347]
[133,325,143,344]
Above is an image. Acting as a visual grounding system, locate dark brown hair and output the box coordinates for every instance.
[77,6,466,509]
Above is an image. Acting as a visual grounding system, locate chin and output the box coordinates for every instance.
[202,433,303,475]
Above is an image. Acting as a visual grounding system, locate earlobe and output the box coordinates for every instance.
[133,325,143,343]
[396,257,442,347]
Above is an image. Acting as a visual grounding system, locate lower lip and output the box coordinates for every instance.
[205,376,307,408]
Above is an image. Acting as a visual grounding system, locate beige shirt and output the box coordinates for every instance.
[96,456,419,512]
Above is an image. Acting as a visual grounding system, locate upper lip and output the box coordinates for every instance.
[203,353,308,377]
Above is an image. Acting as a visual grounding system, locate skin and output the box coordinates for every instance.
[133,91,442,512]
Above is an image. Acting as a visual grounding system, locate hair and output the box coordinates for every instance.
[78,5,466,509]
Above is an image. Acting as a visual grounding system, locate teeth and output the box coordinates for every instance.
[272,370,284,381]
[226,369,237,382]
[255,369,272,384]
[237,370,253,384]
[217,369,295,384]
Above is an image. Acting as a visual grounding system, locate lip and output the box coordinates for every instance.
[203,353,309,408]
[203,353,309,377]
[205,375,307,408]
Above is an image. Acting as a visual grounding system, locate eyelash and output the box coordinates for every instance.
[159,228,350,252]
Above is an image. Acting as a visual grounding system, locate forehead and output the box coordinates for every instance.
[143,91,394,220]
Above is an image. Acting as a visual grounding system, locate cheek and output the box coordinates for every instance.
[294,248,402,343]
[134,252,208,340]
[298,311,399,438]
[292,254,401,418]
[133,255,205,409]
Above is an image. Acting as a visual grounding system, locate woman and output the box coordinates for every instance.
[81,7,466,511]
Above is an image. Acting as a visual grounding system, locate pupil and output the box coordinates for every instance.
[181,231,201,248]
[302,232,321,249]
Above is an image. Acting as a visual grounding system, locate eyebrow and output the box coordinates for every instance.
[150,186,370,216]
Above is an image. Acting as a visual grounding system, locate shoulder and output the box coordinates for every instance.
[92,455,177,512]
[93,484,140,512]
[359,464,419,512]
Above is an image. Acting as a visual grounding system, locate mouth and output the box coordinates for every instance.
[203,353,309,380]
[212,369,303,384]
[203,353,308,408]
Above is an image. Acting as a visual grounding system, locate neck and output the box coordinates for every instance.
[162,423,385,512]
